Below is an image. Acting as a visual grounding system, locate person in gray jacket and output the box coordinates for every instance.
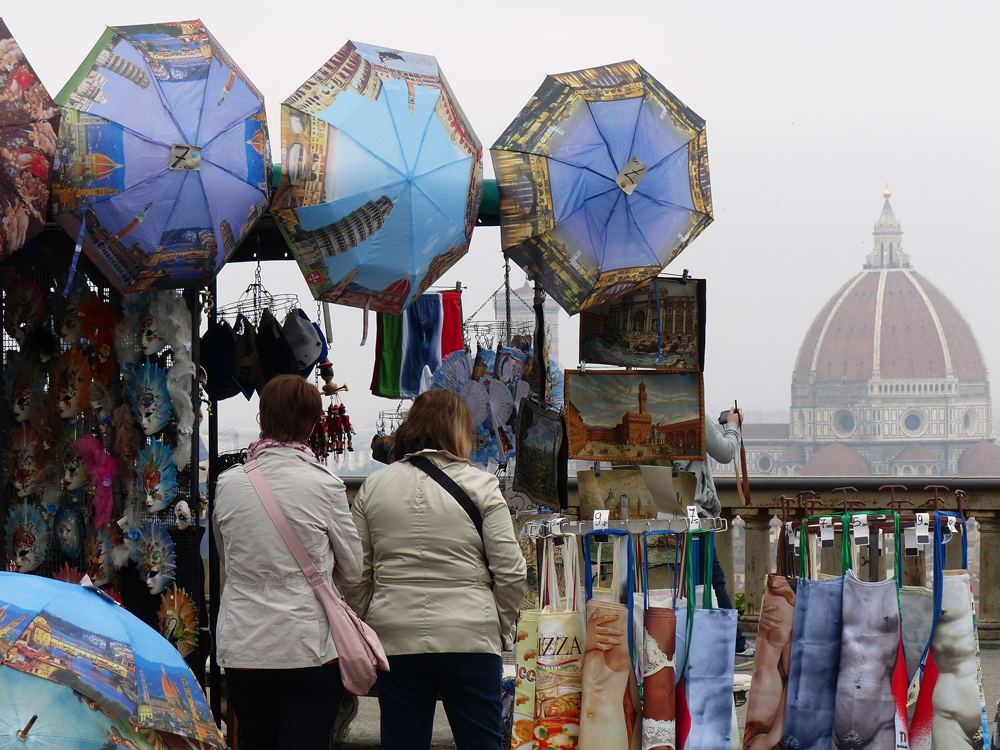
[680,407,754,657]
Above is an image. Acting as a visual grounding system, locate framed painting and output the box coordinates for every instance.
[512,400,565,511]
[577,469,657,521]
[564,370,704,462]
[579,276,706,370]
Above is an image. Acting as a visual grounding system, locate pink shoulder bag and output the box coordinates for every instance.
[243,459,389,694]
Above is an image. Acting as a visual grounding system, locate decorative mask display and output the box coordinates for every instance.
[112,404,142,495]
[22,326,59,375]
[62,436,91,491]
[134,521,176,595]
[58,289,87,342]
[53,346,93,419]
[127,362,172,435]
[139,300,167,356]
[89,380,116,440]
[85,524,121,586]
[4,354,38,422]
[7,424,44,497]
[115,294,143,380]
[158,585,199,658]
[173,500,192,531]
[28,390,61,452]
[136,439,177,513]
[2,274,44,345]
[53,562,84,584]
[78,296,117,381]
[5,500,49,573]
[167,356,196,470]
[54,502,85,559]
[74,434,119,526]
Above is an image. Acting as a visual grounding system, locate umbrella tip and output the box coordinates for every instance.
[883,183,891,200]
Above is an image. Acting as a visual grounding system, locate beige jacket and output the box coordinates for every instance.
[214,446,363,668]
[344,449,526,656]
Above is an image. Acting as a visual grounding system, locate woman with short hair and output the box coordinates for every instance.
[345,388,526,750]
[214,374,363,750]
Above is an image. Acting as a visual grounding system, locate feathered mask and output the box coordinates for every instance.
[61,431,91,491]
[127,362,172,436]
[89,380,116,441]
[77,296,116,383]
[2,274,43,345]
[139,298,167,356]
[158,585,199,658]
[74,434,118,526]
[4,352,39,422]
[85,524,121,587]
[133,521,176,595]
[5,500,49,573]
[58,288,86,342]
[7,424,44,498]
[53,502,85,559]
[112,404,142,495]
[28,390,61,454]
[54,562,84,584]
[53,345,92,419]
[136,439,177,513]
[116,293,144,382]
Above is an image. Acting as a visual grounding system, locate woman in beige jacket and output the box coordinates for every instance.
[345,388,526,750]
[214,375,363,750]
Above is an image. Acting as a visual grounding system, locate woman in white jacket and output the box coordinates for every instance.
[214,374,363,750]
[345,388,526,750]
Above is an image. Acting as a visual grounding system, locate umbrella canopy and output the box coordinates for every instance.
[0,666,156,749]
[490,60,712,314]
[50,20,270,292]
[0,19,59,258]
[0,574,223,749]
[272,40,482,316]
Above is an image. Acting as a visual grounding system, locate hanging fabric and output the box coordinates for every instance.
[534,534,585,750]
[579,529,641,750]
[512,609,540,750]
[642,531,681,750]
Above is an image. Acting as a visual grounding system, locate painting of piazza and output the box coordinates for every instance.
[579,277,705,370]
[577,469,657,521]
[565,371,704,462]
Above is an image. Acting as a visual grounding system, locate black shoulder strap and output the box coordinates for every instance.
[408,454,493,582]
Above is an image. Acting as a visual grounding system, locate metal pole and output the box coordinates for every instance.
[207,279,222,726]
[504,254,511,346]
[187,289,205,690]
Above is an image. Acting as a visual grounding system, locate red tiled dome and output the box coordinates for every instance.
[802,443,871,476]
[958,441,1000,476]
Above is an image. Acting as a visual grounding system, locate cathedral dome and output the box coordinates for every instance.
[802,442,871,476]
[793,194,987,386]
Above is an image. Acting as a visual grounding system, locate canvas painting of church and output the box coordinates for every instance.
[577,469,657,521]
[565,371,704,462]
[579,276,706,370]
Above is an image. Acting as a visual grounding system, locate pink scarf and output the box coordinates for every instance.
[247,438,316,462]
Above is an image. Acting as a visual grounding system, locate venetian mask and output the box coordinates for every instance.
[54,562,84,584]
[53,346,92,419]
[136,439,177,513]
[62,442,90,490]
[158,585,198,657]
[5,355,37,422]
[78,296,116,381]
[85,525,120,587]
[127,362,172,436]
[7,424,44,498]
[2,275,43,345]
[54,502,84,559]
[173,500,192,530]
[139,301,167,356]
[59,289,87,342]
[5,500,49,573]
[134,521,176,595]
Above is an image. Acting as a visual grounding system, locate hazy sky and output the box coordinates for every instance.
[8,1,999,433]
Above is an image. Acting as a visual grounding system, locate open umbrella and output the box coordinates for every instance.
[0,665,157,749]
[491,60,712,314]
[0,19,59,258]
[0,574,224,749]
[272,40,482,315]
[50,20,270,292]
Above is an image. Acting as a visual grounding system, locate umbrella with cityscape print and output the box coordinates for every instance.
[271,40,483,316]
[0,19,60,259]
[50,19,270,293]
[491,61,713,315]
[0,573,224,749]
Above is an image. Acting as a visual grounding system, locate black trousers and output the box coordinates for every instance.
[376,652,503,750]
[226,662,345,750]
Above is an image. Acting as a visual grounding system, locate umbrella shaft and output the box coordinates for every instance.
[17,714,38,738]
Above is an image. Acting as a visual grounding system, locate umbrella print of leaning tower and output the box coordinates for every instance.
[294,195,395,266]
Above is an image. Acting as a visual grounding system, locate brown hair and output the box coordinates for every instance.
[393,389,473,459]
[259,374,322,443]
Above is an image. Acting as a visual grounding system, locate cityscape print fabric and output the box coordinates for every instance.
[273,41,483,315]
[50,20,270,292]
[491,61,712,315]
[0,19,60,257]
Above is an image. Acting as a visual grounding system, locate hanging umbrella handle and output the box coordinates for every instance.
[17,715,38,739]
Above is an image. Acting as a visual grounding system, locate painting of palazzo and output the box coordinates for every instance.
[565,371,704,462]
[577,469,657,522]
[579,276,705,370]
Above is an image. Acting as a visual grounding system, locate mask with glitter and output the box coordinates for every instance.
[85,524,121,586]
[54,502,84,559]
[5,500,50,573]
[2,275,44,345]
[136,439,177,513]
[139,300,167,356]
[127,361,172,436]
[134,521,176,595]
[53,345,92,419]
[7,424,44,498]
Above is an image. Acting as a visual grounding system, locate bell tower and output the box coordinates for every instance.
[865,186,910,269]
[638,380,647,415]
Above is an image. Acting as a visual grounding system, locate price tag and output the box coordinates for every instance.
[914,513,930,546]
[593,509,609,531]
[903,527,919,557]
[615,156,648,195]
[819,516,835,548]
[943,515,958,544]
[170,143,202,171]
[878,528,884,556]
[686,505,701,530]
[851,514,870,546]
